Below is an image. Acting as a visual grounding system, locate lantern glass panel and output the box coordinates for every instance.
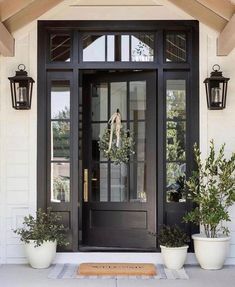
[209,81,225,108]
[14,81,30,108]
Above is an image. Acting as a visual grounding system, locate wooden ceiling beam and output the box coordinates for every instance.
[217,14,235,56]
[3,0,63,32]
[0,0,35,22]
[195,0,235,21]
[167,0,227,31]
[0,22,14,56]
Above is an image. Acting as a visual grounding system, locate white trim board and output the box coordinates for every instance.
[5,252,196,264]
[5,252,235,265]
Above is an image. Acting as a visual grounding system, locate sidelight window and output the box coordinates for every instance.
[166,79,187,203]
[50,81,71,203]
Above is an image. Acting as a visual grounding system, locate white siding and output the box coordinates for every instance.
[0,1,235,263]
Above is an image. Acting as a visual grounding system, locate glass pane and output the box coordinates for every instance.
[51,162,70,202]
[110,163,128,202]
[130,162,146,202]
[92,123,107,161]
[167,80,186,120]
[130,122,146,162]
[166,33,186,62]
[91,82,108,122]
[91,163,108,202]
[121,35,130,61]
[167,121,186,161]
[51,121,70,161]
[110,82,127,120]
[51,82,70,119]
[107,35,115,62]
[166,162,186,203]
[50,34,71,62]
[83,35,105,61]
[130,81,146,121]
[131,33,154,62]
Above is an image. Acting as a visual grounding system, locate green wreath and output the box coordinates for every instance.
[98,127,135,165]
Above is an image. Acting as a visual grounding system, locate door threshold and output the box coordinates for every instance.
[79,245,157,252]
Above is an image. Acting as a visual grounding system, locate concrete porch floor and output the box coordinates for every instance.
[0,264,235,287]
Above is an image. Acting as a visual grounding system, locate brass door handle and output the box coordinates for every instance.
[83,168,88,202]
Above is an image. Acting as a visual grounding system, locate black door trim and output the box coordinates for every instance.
[37,20,199,252]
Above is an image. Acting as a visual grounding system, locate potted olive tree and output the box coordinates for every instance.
[184,141,235,269]
[14,208,68,269]
[159,225,189,270]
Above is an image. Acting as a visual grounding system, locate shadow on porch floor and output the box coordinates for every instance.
[0,264,235,287]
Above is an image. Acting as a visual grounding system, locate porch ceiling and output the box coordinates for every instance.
[0,0,234,56]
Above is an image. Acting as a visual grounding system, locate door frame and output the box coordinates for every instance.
[37,20,199,252]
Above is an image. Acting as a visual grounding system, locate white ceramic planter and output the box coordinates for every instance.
[160,245,188,270]
[24,240,57,269]
[192,234,230,270]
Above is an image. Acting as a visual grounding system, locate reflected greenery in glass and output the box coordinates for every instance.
[167,80,186,120]
[166,163,186,202]
[167,121,186,161]
[52,121,70,160]
[51,163,70,203]
[131,34,154,62]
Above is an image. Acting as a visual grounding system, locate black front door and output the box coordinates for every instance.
[81,70,157,250]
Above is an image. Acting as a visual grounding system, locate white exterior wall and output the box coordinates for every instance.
[0,1,235,264]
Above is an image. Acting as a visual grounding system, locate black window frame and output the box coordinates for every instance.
[37,20,199,252]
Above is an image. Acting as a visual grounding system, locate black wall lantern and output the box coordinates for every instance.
[8,64,35,110]
[204,64,230,110]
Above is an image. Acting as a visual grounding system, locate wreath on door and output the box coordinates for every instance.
[98,109,135,165]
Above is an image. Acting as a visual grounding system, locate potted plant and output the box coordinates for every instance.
[14,208,68,269]
[158,225,189,270]
[184,140,235,269]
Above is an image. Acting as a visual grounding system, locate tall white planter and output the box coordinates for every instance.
[25,240,57,269]
[192,234,230,270]
[160,245,188,270]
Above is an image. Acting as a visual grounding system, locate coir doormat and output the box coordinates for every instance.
[48,263,189,280]
[78,263,157,276]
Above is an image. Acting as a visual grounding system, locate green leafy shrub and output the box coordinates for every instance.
[184,140,235,238]
[158,225,189,247]
[14,208,68,247]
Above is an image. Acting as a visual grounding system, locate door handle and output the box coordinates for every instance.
[83,168,88,202]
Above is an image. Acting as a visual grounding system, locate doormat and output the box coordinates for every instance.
[78,263,157,276]
[48,264,189,280]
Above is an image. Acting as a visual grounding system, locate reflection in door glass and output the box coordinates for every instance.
[107,35,115,62]
[131,33,154,62]
[166,162,186,203]
[92,83,108,122]
[130,81,146,120]
[92,123,107,162]
[51,82,70,119]
[51,121,70,161]
[110,82,127,120]
[166,80,186,119]
[110,163,128,202]
[130,121,146,162]
[166,121,186,161]
[50,34,71,62]
[83,35,106,61]
[166,33,186,62]
[92,163,108,202]
[121,35,130,61]
[130,162,146,202]
[51,162,70,202]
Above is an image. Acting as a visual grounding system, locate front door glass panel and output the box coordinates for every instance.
[88,74,147,203]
